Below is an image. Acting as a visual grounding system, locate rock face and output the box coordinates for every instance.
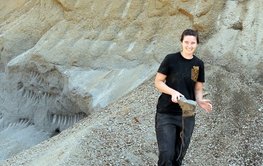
[0,0,262,165]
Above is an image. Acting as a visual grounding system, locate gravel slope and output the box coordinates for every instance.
[2,75,263,166]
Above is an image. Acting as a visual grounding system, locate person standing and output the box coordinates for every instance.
[154,29,212,166]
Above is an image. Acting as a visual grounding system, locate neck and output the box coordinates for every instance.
[181,51,194,59]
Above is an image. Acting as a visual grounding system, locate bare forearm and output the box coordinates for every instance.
[195,89,203,102]
[155,80,183,103]
[194,82,203,101]
[155,72,183,102]
[155,80,177,96]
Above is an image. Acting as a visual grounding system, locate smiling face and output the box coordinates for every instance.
[181,35,198,57]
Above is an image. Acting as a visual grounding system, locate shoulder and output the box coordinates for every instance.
[164,52,180,60]
[193,55,204,65]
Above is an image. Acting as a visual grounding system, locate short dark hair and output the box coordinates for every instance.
[180,29,199,44]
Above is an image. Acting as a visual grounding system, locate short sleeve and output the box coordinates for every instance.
[157,55,170,75]
[197,61,205,82]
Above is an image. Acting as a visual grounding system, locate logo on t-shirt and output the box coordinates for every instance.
[191,66,199,82]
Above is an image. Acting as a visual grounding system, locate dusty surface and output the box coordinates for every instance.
[2,76,263,166]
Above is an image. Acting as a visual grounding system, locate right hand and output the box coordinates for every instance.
[171,91,184,103]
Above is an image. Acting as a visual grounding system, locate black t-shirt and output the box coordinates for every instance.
[156,52,205,115]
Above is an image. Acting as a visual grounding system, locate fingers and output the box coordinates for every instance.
[171,91,184,103]
[198,99,212,113]
[202,99,213,112]
[171,95,179,103]
[208,103,212,109]
[203,99,212,104]
[172,95,183,103]
[206,103,213,112]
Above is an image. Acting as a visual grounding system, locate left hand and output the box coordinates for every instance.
[197,99,212,113]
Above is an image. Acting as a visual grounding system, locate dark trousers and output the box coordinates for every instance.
[155,113,195,166]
